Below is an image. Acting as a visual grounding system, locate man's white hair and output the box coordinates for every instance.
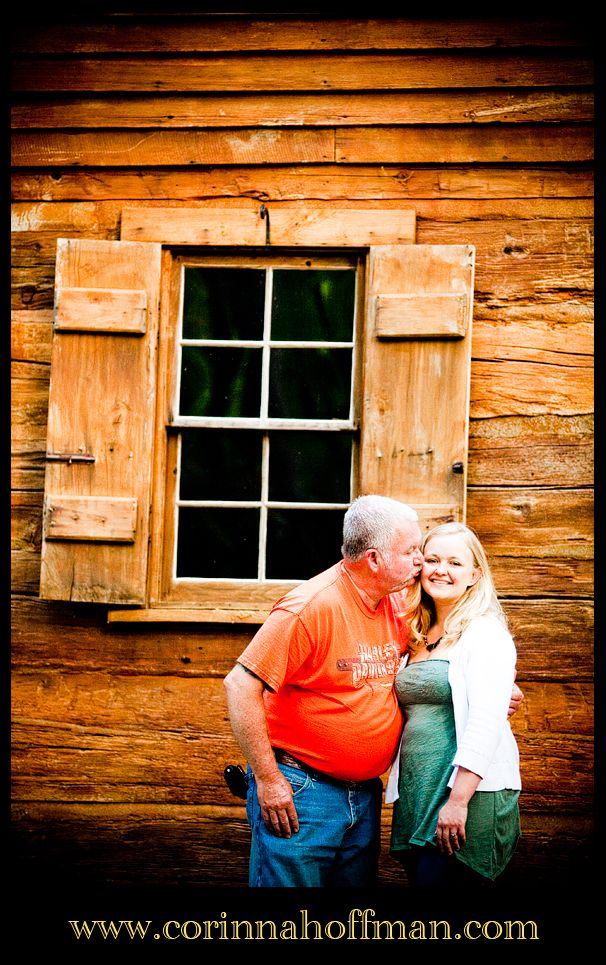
[342,495,418,562]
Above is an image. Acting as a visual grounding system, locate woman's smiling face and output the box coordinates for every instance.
[421,532,481,607]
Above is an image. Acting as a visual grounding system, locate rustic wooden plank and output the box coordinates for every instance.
[10,53,594,93]
[11,125,594,167]
[472,302,593,364]
[10,595,254,675]
[10,801,593,889]
[11,89,594,128]
[44,495,138,542]
[10,17,592,54]
[40,239,162,604]
[337,126,593,164]
[468,488,593,597]
[11,129,335,168]
[361,245,474,516]
[469,488,593,556]
[11,167,595,203]
[11,676,592,804]
[505,600,593,680]
[375,293,468,338]
[11,198,593,234]
[468,414,594,487]
[470,358,593,418]
[121,204,416,246]
[11,310,53,363]
[55,287,148,334]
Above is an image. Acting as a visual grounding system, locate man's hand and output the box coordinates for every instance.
[508,681,524,718]
[256,772,300,838]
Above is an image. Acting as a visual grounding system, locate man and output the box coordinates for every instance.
[224,495,522,887]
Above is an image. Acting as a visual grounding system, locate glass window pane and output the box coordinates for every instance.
[268,432,352,503]
[182,267,265,340]
[179,347,262,417]
[176,508,259,578]
[268,348,352,419]
[266,509,345,580]
[180,430,262,500]
[271,269,355,341]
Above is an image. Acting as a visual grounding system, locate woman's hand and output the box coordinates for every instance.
[435,767,481,855]
[436,799,468,855]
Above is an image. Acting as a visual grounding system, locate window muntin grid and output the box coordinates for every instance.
[172,260,360,583]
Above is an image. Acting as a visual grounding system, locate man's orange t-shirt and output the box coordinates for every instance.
[237,562,410,782]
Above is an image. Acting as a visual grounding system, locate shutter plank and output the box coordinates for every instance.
[374,293,468,337]
[55,287,147,334]
[44,495,137,542]
[360,245,474,521]
[40,238,161,603]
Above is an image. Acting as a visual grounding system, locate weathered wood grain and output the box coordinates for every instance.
[10,17,592,54]
[11,674,592,805]
[468,413,593,487]
[11,90,594,129]
[10,53,594,94]
[11,167,594,203]
[10,804,593,889]
[11,126,594,168]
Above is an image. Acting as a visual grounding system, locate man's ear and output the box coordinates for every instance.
[365,548,381,573]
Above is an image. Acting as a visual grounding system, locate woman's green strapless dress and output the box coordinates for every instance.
[390,659,520,881]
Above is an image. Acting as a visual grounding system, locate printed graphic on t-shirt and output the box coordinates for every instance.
[336,641,402,686]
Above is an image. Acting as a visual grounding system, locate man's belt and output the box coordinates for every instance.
[273,747,379,790]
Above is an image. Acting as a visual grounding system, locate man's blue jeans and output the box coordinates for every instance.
[246,762,383,887]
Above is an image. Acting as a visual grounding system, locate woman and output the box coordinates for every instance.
[386,522,521,887]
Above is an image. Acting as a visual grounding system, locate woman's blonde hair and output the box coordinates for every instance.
[407,522,507,653]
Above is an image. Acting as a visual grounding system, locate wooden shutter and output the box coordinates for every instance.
[40,238,162,603]
[360,244,475,529]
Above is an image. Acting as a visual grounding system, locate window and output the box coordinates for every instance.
[39,206,474,621]
[168,253,362,587]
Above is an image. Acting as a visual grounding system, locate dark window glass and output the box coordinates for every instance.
[268,432,351,503]
[176,508,259,578]
[182,267,265,340]
[271,269,355,341]
[179,347,262,417]
[266,509,345,580]
[268,348,352,419]
[180,430,262,500]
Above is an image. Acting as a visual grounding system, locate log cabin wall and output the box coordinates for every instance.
[11,14,593,891]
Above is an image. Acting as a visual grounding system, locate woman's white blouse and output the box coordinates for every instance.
[385,615,522,804]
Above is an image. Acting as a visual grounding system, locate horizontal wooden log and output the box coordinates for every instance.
[468,488,593,597]
[10,17,592,54]
[10,167,595,203]
[9,802,593,890]
[470,359,592,418]
[468,413,593,487]
[472,303,593,364]
[11,89,594,129]
[11,310,53,363]
[10,53,594,93]
[11,125,594,168]
[337,126,593,164]
[10,198,594,235]
[11,673,592,805]
[9,594,593,681]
